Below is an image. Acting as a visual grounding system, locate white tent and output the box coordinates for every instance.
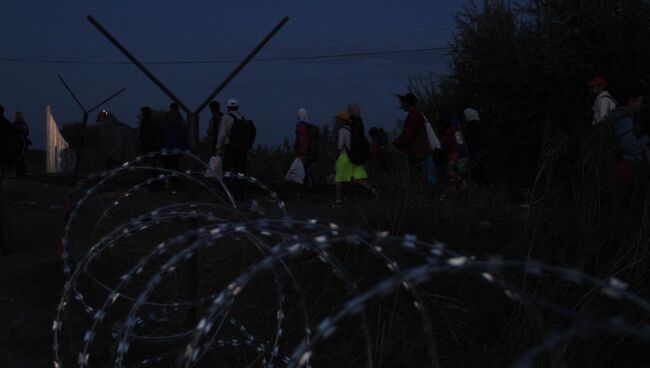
[46,105,76,173]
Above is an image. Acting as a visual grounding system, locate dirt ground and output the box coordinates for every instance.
[0,177,374,367]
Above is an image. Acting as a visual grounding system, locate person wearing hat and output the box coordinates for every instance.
[215,98,251,175]
[393,93,433,176]
[333,111,377,206]
[293,108,318,186]
[589,76,617,125]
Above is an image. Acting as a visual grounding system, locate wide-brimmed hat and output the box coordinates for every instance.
[397,92,418,105]
[334,111,351,121]
[227,98,239,108]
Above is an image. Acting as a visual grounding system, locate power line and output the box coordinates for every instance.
[0,46,454,66]
[137,26,454,58]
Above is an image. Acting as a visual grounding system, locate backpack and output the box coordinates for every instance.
[228,113,256,150]
[602,110,634,159]
[345,122,370,165]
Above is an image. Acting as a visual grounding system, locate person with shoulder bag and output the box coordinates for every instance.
[392,93,438,184]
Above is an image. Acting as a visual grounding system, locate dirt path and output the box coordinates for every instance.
[1,179,71,367]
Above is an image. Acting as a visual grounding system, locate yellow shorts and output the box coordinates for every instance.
[335,153,368,183]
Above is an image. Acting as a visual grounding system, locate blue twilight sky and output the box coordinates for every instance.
[0,0,465,149]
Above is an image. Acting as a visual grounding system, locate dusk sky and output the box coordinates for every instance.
[1,0,465,149]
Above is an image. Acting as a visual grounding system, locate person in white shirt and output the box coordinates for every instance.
[589,76,617,125]
[215,98,252,175]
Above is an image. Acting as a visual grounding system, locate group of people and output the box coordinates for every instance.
[281,75,650,205]
[95,102,190,173]
[588,76,649,190]
[286,94,499,206]
[0,105,31,176]
[3,74,647,201]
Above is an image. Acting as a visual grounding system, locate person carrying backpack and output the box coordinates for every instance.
[392,93,434,177]
[215,98,256,176]
[333,111,377,207]
[293,108,319,186]
[608,84,645,190]
[589,76,617,126]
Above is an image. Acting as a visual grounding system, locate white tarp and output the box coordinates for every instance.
[46,105,75,173]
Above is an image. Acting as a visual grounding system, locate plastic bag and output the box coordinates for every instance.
[204,155,223,179]
[285,158,305,184]
[422,113,441,150]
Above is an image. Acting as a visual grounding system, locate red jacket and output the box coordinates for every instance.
[294,121,310,157]
[393,109,431,158]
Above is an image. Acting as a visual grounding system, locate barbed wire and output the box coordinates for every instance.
[53,150,650,367]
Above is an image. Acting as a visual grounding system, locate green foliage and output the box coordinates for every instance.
[247,139,294,182]
[373,3,650,364]
[443,0,650,184]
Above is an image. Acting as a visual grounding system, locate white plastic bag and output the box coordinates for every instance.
[204,155,223,179]
[285,158,305,184]
[422,113,442,150]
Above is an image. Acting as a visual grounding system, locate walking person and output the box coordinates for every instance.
[368,127,388,168]
[293,108,319,186]
[439,107,467,191]
[609,84,645,190]
[159,102,188,172]
[13,112,30,175]
[463,108,499,186]
[206,101,223,157]
[392,93,434,177]
[215,99,256,175]
[333,111,377,207]
[589,76,617,126]
[138,107,163,154]
[0,105,21,175]
[215,99,256,199]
